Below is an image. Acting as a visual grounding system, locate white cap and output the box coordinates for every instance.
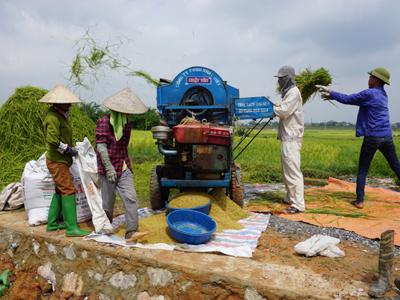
[38,85,81,104]
[274,65,296,78]
[103,88,148,114]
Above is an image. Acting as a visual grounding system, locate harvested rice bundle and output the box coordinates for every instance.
[276,67,332,104]
[296,67,332,104]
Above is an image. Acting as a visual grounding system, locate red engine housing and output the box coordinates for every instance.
[173,124,233,146]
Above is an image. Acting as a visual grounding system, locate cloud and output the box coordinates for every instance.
[0,0,399,122]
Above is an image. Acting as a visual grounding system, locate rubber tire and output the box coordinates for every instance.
[230,163,244,207]
[149,166,169,210]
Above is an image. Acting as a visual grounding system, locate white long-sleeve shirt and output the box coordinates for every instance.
[273,86,304,141]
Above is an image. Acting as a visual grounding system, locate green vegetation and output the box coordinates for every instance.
[129,129,400,207]
[128,108,160,130]
[0,86,95,190]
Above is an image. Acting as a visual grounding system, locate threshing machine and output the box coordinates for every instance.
[150,66,274,209]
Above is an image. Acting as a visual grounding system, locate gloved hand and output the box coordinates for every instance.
[315,85,331,93]
[105,166,117,183]
[65,146,78,157]
[97,143,117,183]
[315,85,332,100]
[58,142,78,156]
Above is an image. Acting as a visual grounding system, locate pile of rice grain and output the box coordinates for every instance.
[168,192,210,209]
[133,190,249,244]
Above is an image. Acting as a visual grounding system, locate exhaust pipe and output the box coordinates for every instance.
[158,143,177,156]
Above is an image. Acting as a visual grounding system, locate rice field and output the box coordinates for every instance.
[129,129,400,207]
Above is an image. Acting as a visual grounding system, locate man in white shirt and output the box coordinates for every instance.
[273,66,305,214]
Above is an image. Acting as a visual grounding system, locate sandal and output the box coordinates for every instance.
[283,206,302,214]
[351,201,364,209]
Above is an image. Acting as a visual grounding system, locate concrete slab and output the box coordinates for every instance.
[0,210,368,299]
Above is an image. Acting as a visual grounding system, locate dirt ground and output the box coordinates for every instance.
[254,227,400,297]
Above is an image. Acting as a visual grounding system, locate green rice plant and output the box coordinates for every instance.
[295,67,332,104]
[276,67,333,104]
[131,70,161,87]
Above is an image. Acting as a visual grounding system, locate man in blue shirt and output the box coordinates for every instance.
[317,67,400,209]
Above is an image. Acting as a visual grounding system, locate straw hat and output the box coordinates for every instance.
[103,88,148,114]
[38,85,81,104]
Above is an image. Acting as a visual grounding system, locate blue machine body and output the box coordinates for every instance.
[157,66,274,126]
[155,66,274,189]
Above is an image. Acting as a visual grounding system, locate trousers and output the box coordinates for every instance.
[100,169,139,234]
[357,136,400,201]
[281,140,305,211]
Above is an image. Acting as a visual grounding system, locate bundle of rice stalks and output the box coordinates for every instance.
[0,86,96,190]
[295,67,332,104]
[276,67,332,104]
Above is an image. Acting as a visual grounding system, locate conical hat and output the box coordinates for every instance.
[38,85,80,104]
[103,88,148,114]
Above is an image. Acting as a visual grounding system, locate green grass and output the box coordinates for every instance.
[128,129,400,207]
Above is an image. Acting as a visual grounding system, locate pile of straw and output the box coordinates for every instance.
[0,86,95,190]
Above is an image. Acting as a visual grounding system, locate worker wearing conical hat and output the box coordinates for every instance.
[96,88,148,242]
[39,85,90,237]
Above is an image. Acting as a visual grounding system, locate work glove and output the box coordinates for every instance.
[105,166,117,183]
[65,146,78,157]
[315,85,332,100]
[97,143,117,183]
[58,142,78,156]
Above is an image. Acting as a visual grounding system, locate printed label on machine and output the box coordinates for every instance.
[186,76,212,84]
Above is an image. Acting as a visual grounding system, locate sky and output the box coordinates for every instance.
[1,0,400,122]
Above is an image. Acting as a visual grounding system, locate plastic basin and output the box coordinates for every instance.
[166,199,211,215]
[166,209,216,244]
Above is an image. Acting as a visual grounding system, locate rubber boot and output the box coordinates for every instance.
[61,195,90,237]
[395,277,400,290]
[0,285,7,297]
[368,230,395,298]
[47,194,66,231]
[0,269,10,287]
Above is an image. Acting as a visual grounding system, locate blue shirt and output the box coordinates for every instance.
[330,87,392,137]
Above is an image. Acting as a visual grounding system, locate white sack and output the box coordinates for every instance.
[294,234,345,258]
[75,137,113,234]
[22,153,92,226]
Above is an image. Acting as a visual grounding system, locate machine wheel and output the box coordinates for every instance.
[230,163,244,207]
[149,166,169,210]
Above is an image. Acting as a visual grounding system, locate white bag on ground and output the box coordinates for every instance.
[294,234,345,258]
[0,182,24,211]
[22,153,92,226]
[75,138,113,234]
